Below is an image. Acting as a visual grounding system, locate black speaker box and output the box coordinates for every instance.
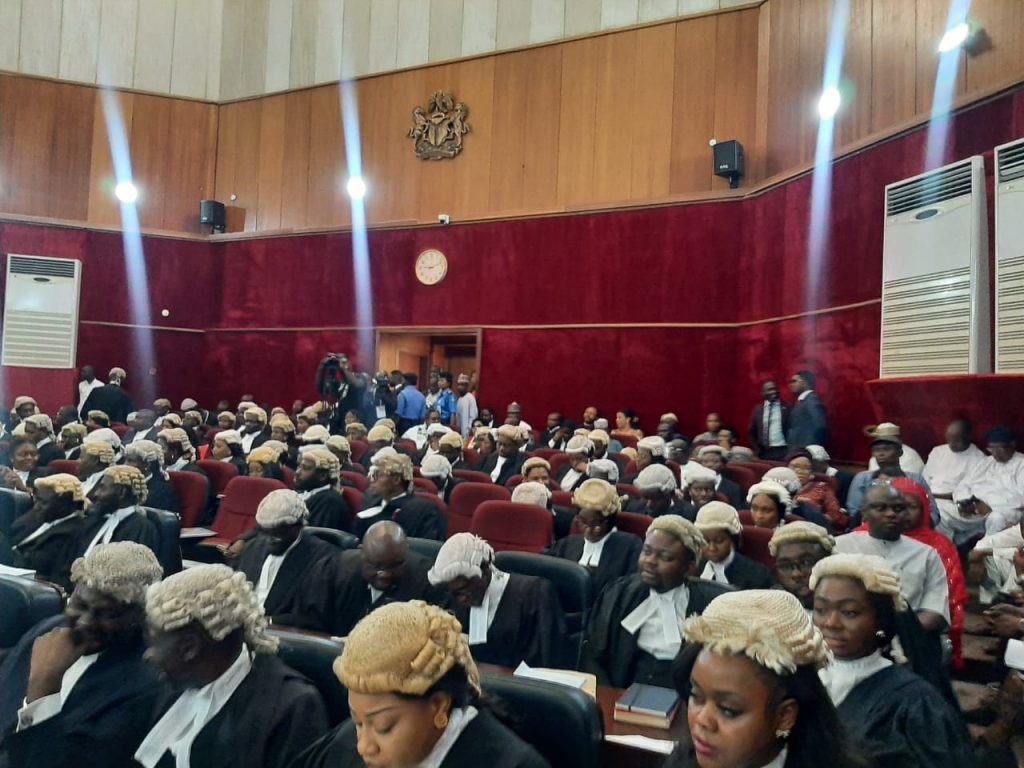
[713,140,744,179]
[200,199,226,228]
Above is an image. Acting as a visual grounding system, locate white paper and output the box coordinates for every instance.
[1005,638,1024,671]
[604,735,676,754]
[513,661,586,690]
[180,527,217,538]
[0,564,36,577]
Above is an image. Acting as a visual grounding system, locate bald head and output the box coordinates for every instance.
[361,521,409,592]
[363,520,407,553]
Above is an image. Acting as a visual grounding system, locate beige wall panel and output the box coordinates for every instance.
[600,0,638,29]
[204,0,223,100]
[429,0,464,62]
[639,0,677,22]
[59,0,101,83]
[18,0,61,77]
[369,0,400,73]
[680,0,720,13]
[529,0,565,43]
[0,0,22,72]
[314,0,344,82]
[396,0,430,69]
[264,0,293,92]
[171,0,213,99]
[239,0,269,97]
[564,0,601,36]
[288,0,316,88]
[219,0,245,99]
[133,0,176,92]
[341,0,371,77]
[494,0,527,50]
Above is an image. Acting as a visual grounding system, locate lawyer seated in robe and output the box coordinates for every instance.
[124,439,180,515]
[294,448,353,532]
[76,439,116,503]
[0,542,167,767]
[544,478,642,596]
[768,521,836,612]
[333,520,445,637]
[290,600,549,768]
[693,501,773,589]
[419,453,464,504]
[582,514,731,688]
[355,451,445,541]
[428,533,567,669]
[135,564,329,768]
[233,488,347,634]
[78,466,160,559]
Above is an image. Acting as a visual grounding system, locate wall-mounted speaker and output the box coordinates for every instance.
[200,199,226,232]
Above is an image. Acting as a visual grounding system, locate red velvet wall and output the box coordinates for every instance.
[2,87,1023,461]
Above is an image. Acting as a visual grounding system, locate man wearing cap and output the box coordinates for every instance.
[333,520,444,637]
[394,372,427,436]
[239,406,272,455]
[845,430,938,527]
[925,420,988,543]
[503,403,533,445]
[79,466,160,558]
[866,422,925,474]
[953,425,1024,535]
[76,365,104,413]
[453,373,478,438]
[124,409,160,445]
[135,565,328,768]
[293,449,353,532]
[0,542,167,766]
[749,380,790,460]
[786,369,827,448]
[80,367,134,424]
[233,489,348,633]
[23,414,64,468]
[480,425,527,486]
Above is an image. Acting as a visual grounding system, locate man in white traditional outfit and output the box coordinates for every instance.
[924,419,988,544]
[953,425,1024,535]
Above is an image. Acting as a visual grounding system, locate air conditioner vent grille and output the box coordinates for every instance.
[996,254,1024,372]
[886,162,974,216]
[1,255,81,369]
[997,141,1024,183]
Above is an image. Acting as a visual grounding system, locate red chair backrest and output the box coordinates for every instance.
[168,470,209,528]
[549,453,571,475]
[462,447,481,466]
[48,459,79,475]
[414,492,448,528]
[196,460,239,495]
[204,427,224,443]
[341,470,369,491]
[530,448,560,461]
[281,466,295,487]
[733,460,773,478]
[208,476,286,543]
[616,483,641,499]
[505,474,524,489]
[739,524,775,567]
[551,490,576,508]
[618,511,654,538]
[447,483,511,537]
[111,423,130,438]
[452,469,493,484]
[413,477,437,493]
[349,439,369,463]
[666,460,681,484]
[721,464,758,493]
[341,486,364,518]
[616,435,638,449]
[470,501,553,553]
[624,459,637,477]
[395,439,418,453]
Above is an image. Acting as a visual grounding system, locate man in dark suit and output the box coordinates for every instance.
[479,424,527,486]
[354,453,445,540]
[79,367,134,423]
[786,369,828,448]
[538,412,572,450]
[748,380,791,460]
[122,409,160,445]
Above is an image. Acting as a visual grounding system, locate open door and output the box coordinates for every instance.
[375,329,480,386]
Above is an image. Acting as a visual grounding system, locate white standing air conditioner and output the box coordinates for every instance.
[1,255,82,368]
[879,156,990,377]
[994,138,1024,372]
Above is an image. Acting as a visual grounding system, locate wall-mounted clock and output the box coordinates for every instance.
[415,248,448,285]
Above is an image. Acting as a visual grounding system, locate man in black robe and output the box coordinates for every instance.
[135,563,328,768]
[124,440,180,515]
[295,448,353,531]
[79,367,134,423]
[479,425,527,485]
[22,414,64,468]
[0,541,167,767]
[234,488,347,633]
[429,532,568,668]
[123,409,160,445]
[77,466,160,559]
[354,452,445,540]
[334,520,444,636]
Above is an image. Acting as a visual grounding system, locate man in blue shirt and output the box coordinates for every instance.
[434,371,458,428]
[395,373,427,435]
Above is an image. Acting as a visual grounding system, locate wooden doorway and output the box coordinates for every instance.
[375,329,481,388]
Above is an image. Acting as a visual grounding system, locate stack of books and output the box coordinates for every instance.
[612,683,680,729]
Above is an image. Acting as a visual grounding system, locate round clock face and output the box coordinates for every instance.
[415,248,448,285]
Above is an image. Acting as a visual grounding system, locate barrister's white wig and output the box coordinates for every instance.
[70,542,163,606]
[427,533,494,585]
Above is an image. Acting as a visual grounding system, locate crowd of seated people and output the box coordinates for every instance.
[1,363,1023,766]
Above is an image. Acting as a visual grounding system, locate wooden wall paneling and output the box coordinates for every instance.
[305,85,348,229]
[451,55,496,220]
[279,89,312,230]
[356,72,399,224]
[914,0,966,116]
[836,0,873,150]
[47,81,96,221]
[869,0,917,133]
[751,1,772,183]
[556,37,601,207]
[629,24,675,200]
[256,94,288,231]
[213,100,244,231]
[233,100,265,231]
[965,0,1024,94]
[128,94,173,230]
[710,9,759,192]
[378,67,427,223]
[87,89,135,227]
[0,76,57,217]
[160,99,218,233]
[520,44,562,214]
[794,0,828,166]
[590,31,638,203]
[763,0,802,176]
[488,51,531,213]
[670,15,718,193]
[415,64,463,223]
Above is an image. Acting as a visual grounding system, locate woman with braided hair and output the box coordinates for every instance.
[291,600,549,768]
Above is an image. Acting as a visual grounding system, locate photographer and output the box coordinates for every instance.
[319,354,372,431]
[371,372,398,421]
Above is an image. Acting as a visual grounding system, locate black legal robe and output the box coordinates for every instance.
[35,442,65,468]
[303,487,353,532]
[234,532,347,634]
[0,615,168,768]
[837,665,975,768]
[332,549,444,636]
[6,510,94,589]
[582,574,731,688]
[288,708,550,768]
[353,494,445,541]
[77,509,161,558]
[139,653,328,768]
[479,453,526,487]
[545,531,642,597]
[80,384,134,424]
[716,476,747,509]
[448,573,567,669]
[146,474,180,515]
[698,552,774,590]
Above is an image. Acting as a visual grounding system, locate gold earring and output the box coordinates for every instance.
[434,711,449,729]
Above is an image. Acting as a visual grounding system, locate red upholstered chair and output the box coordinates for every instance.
[549,453,571,476]
[721,464,758,493]
[616,435,638,449]
[739,525,775,568]
[505,474,524,489]
[341,487,364,518]
[452,469,493,484]
[47,459,79,476]
[470,501,554,553]
[666,460,681,484]
[617,511,654,538]
[551,490,576,508]
[111,423,130,438]
[461,447,481,467]
[202,477,287,547]
[530,448,560,461]
[395,439,418,454]
[413,477,437,493]
[196,460,239,496]
[349,439,369,464]
[732,461,772,478]
[624,460,637,478]
[204,428,224,443]
[616,483,641,499]
[281,466,296,488]
[447,483,511,538]
[340,471,369,491]
[168,470,210,528]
